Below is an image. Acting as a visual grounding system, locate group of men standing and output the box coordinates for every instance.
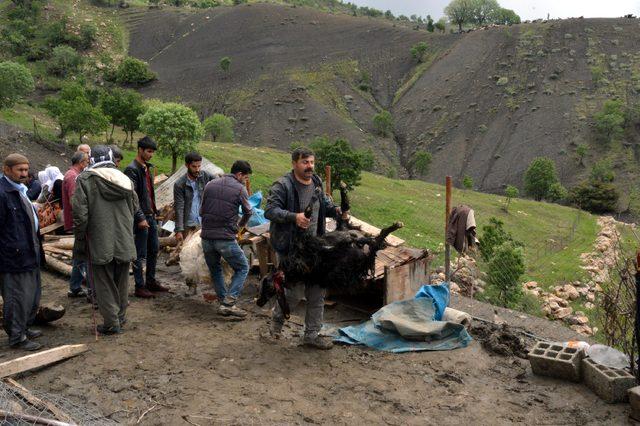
[1,141,338,351]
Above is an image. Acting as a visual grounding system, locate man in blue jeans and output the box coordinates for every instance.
[200,160,253,318]
[124,137,167,298]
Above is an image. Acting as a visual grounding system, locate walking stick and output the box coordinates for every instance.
[85,233,99,342]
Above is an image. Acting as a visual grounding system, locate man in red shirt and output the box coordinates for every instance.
[62,151,89,298]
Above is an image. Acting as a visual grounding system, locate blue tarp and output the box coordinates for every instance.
[333,283,472,353]
[241,191,269,227]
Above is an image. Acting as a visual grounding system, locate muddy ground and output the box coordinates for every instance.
[0,257,631,425]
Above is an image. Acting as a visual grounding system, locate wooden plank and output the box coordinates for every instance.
[50,238,74,250]
[384,256,430,304]
[3,378,75,424]
[39,222,64,235]
[0,344,88,379]
[348,216,405,247]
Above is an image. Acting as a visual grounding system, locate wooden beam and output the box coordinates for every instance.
[44,255,72,277]
[39,222,64,235]
[3,378,75,424]
[0,344,88,379]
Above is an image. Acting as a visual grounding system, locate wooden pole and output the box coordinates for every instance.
[245,177,251,195]
[325,165,331,196]
[445,176,452,282]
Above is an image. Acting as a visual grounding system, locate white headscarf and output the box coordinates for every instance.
[37,166,64,189]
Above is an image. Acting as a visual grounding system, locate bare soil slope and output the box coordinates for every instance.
[124,8,640,196]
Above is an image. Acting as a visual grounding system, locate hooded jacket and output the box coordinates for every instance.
[71,165,139,265]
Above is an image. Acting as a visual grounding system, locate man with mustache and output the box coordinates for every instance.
[0,154,44,351]
[173,152,216,243]
[265,147,340,349]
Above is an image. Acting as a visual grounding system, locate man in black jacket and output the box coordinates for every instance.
[124,136,167,298]
[264,147,339,349]
[0,154,43,351]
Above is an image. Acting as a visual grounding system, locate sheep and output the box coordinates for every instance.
[179,229,233,295]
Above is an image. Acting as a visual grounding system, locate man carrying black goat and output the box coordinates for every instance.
[265,147,340,350]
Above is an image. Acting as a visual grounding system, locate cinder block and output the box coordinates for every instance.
[582,357,636,403]
[528,341,584,382]
[629,386,640,420]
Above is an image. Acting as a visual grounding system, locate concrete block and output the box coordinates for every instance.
[582,357,636,403]
[629,386,640,420]
[528,341,583,382]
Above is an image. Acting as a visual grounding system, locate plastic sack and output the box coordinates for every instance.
[586,344,630,370]
[240,191,269,227]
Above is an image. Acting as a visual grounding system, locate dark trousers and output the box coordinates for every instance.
[133,215,159,289]
[92,261,129,328]
[1,269,41,345]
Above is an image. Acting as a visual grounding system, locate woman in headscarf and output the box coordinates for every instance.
[37,166,64,204]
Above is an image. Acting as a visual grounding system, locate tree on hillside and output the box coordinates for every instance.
[411,151,432,178]
[470,0,499,26]
[594,99,626,144]
[523,157,558,201]
[139,102,205,173]
[310,137,368,191]
[462,175,473,189]
[203,113,234,143]
[504,185,519,212]
[219,56,231,73]
[576,143,588,166]
[486,241,525,307]
[100,88,146,146]
[435,18,446,33]
[0,61,34,109]
[43,82,108,142]
[426,15,435,32]
[47,45,82,77]
[373,110,393,137]
[115,57,156,86]
[445,0,473,32]
[493,7,521,25]
[410,42,428,61]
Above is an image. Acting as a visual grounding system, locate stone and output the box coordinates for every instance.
[529,341,584,382]
[524,281,539,289]
[554,307,573,319]
[566,315,589,326]
[629,386,640,420]
[583,357,635,403]
[570,325,593,335]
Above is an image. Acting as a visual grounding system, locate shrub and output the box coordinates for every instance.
[79,23,97,50]
[479,217,521,262]
[373,110,393,136]
[485,242,526,308]
[0,61,35,109]
[44,18,81,49]
[410,42,428,61]
[357,70,371,92]
[115,57,156,86]
[576,143,588,165]
[219,56,231,72]
[426,16,435,32]
[594,99,626,143]
[523,157,558,201]
[203,113,234,143]
[547,182,567,202]
[462,175,473,189]
[590,159,615,183]
[310,137,369,191]
[139,101,205,173]
[47,45,82,76]
[568,181,619,214]
[411,151,432,177]
[434,19,446,33]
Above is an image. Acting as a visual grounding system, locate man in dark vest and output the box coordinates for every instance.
[200,160,253,318]
[264,147,340,349]
[0,154,44,351]
[124,136,167,298]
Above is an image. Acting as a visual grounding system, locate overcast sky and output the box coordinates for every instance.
[346,0,640,21]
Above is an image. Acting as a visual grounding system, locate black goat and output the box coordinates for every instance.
[257,185,403,314]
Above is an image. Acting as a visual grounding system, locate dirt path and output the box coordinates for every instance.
[0,260,629,425]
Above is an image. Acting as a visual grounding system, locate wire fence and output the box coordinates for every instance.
[0,379,117,426]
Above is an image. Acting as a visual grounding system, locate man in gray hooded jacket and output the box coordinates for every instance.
[72,146,141,335]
